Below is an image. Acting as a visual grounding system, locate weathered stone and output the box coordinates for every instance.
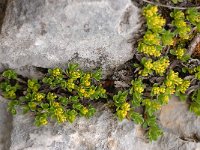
[0,0,141,75]
[1,96,200,150]
[10,107,150,150]
[159,96,200,140]
[0,97,12,150]
[1,0,200,149]
[9,102,200,150]
[0,0,7,30]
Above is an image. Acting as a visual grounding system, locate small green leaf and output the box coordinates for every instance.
[2,69,17,80]
[129,111,144,124]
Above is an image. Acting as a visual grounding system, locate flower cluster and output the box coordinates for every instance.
[165,70,190,95]
[130,79,145,94]
[152,57,170,76]
[143,5,166,32]
[113,91,130,120]
[113,90,144,125]
[186,8,200,29]
[151,86,166,95]
[143,31,161,45]
[138,5,168,57]
[0,64,107,126]
[170,47,190,62]
[138,42,162,57]
[175,47,185,59]
[171,10,191,39]
[140,57,170,76]
[143,99,161,115]
[130,79,145,107]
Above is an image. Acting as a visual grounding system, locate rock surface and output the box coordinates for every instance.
[0,97,12,150]
[0,0,7,30]
[0,96,200,150]
[1,0,200,150]
[0,0,141,75]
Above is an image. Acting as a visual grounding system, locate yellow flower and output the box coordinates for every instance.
[152,87,160,95]
[143,32,160,45]
[179,80,190,93]
[34,93,45,102]
[52,68,62,77]
[152,102,161,110]
[174,78,183,85]
[67,79,75,89]
[143,99,151,106]
[79,87,85,94]
[166,87,175,95]
[40,118,48,125]
[89,89,95,95]
[83,93,89,98]
[121,103,130,112]
[135,87,144,93]
[152,58,169,75]
[165,80,173,87]
[143,5,158,17]
[71,71,81,79]
[53,102,60,107]
[57,115,67,123]
[84,80,91,87]
[100,88,106,94]
[81,107,89,115]
[144,59,153,70]
[163,95,169,104]
[117,110,127,119]
[174,20,187,28]
[175,48,185,59]
[55,108,64,115]
[85,73,91,80]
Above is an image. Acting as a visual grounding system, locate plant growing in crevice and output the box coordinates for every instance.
[0,4,199,142]
[112,4,200,141]
[0,64,107,126]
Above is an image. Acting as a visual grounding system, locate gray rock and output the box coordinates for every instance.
[0,0,141,75]
[10,107,150,150]
[159,96,200,140]
[9,102,200,150]
[0,97,12,150]
[1,95,200,150]
[1,0,200,149]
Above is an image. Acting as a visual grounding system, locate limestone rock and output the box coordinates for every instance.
[10,107,150,150]
[0,97,12,150]
[0,0,141,75]
[159,96,200,140]
[9,102,200,150]
[1,96,200,150]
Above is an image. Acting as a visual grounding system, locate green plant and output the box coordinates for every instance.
[171,0,183,4]
[0,64,107,126]
[190,89,200,115]
[0,4,199,142]
[112,4,200,141]
[186,8,200,31]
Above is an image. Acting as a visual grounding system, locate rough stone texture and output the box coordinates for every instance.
[0,97,12,150]
[0,96,197,150]
[159,96,200,140]
[1,0,200,149]
[10,107,150,150]
[0,0,7,30]
[0,0,141,75]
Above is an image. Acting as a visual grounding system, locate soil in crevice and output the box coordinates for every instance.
[0,0,8,32]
